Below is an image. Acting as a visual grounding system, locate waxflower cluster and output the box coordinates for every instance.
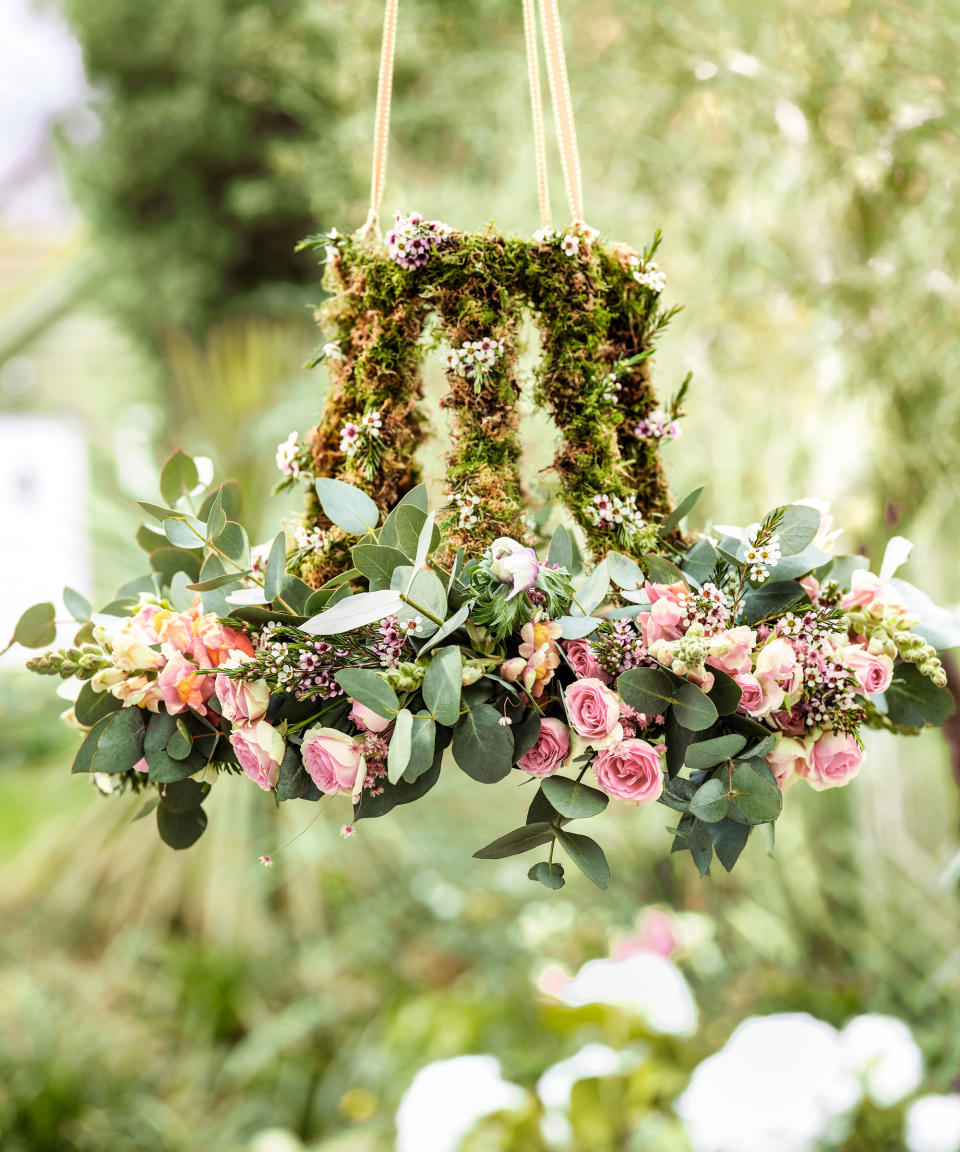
[443,337,505,391]
[385,210,449,269]
[634,410,682,441]
[16,443,956,888]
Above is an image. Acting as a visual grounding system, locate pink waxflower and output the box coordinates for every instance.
[765,735,811,787]
[301,726,365,795]
[216,672,270,724]
[517,717,570,777]
[593,738,664,803]
[231,720,285,790]
[840,569,908,617]
[706,625,758,676]
[837,644,894,695]
[806,731,864,790]
[502,617,562,700]
[566,639,612,684]
[157,650,214,716]
[564,677,622,746]
[349,699,392,733]
[489,537,541,600]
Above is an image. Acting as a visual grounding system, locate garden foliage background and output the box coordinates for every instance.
[1,0,959,1149]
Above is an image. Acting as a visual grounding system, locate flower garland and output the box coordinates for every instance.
[12,439,956,888]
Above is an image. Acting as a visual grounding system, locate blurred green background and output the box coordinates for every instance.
[1,0,959,1149]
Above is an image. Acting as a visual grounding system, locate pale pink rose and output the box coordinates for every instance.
[765,736,811,787]
[840,569,907,616]
[837,644,894,695]
[806,731,864,790]
[593,738,664,803]
[565,639,612,684]
[301,726,365,795]
[517,717,570,776]
[641,583,688,646]
[564,677,621,744]
[231,720,285,790]
[706,625,757,676]
[157,650,215,716]
[349,699,391,733]
[755,638,803,697]
[216,672,271,724]
[771,705,807,735]
[734,672,766,715]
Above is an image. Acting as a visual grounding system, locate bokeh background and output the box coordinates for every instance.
[2,1,959,1149]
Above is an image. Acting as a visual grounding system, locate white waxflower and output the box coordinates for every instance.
[560,234,581,257]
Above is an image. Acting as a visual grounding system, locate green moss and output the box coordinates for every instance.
[296,224,676,571]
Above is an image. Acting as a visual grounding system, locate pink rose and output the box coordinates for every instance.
[593,738,664,803]
[565,639,612,685]
[216,672,270,724]
[641,581,688,646]
[564,677,621,745]
[349,699,391,733]
[840,569,906,616]
[755,638,802,697]
[706,625,757,676]
[734,672,765,715]
[770,705,807,735]
[517,717,570,777]
[764,736,811,787]
[837,644,894,696]
[302,726,365,795]
[806,731,863,790]
[231,720,285,790]
[157,650,215,716]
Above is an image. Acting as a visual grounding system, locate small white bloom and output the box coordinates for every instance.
[560,234,581,257]
[840,1014,924,1108]
[904,1094,960,1152]
[275,431,300,477]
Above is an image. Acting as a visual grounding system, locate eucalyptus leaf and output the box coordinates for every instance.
[548,524,575,571]
[541,775,609,820]
[163,515,205,550]
[352,543,408,591]
[607,551,645,590]
[387,708,413,783]
[685,734,747,771]
[263,532,287,602]
[642,554,687,585]
[558,616,601,640]
[74,681,122,727]
[392,566,446,638]
[473,822,555,859]
[423,646,462,726]
[707,667,743,715]
[728,760,783,823]
[554,827,610,888]
[157,804,208,850]
[302,589,404,635]
[528,861,565,889]
[572,561,610,616]
[335,668,399,719]
[672,681,719,731]
[159,450,199,506]
[452,702,513,782]
[711,818,751,871]
[315,477,380,535]
[403,712,437,783]
[63,586,92,624]
[741,580,808,625]
[658,486,704,537]
[774,504,821,556]
[885,663,955,728]
[13,602,57,648]
[689,778,729,822]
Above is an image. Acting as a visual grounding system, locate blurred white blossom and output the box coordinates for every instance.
[840,1014,924,1107]
[395,1055,526,1152]
[905,1095,960,1152]
[676,1013,862,1152]
[553,952,698,1036]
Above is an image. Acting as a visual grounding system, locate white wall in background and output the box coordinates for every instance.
[0,414,90,664]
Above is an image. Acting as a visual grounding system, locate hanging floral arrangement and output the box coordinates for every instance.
[8,0,957,888]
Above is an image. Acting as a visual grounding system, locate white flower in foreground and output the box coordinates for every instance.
[840,1014,924,1107]
[537,1043,627,1111]
[554,952,698,1036]
[248,1130,304,1152]
[676,1014,862,1152]
[905,1095,960,1152]
[395,1055,526,1152]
